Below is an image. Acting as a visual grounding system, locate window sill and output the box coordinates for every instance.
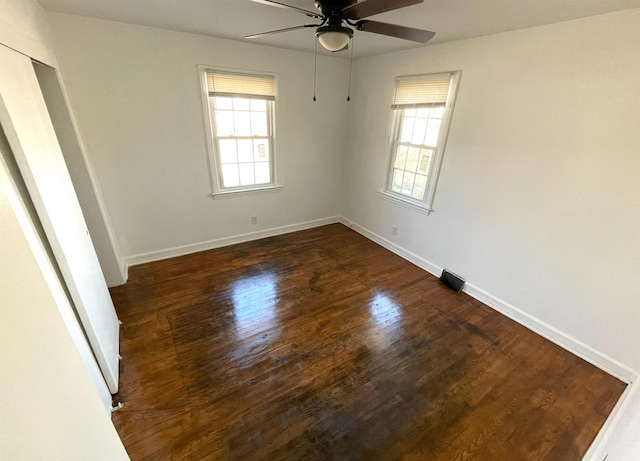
[212,185,283,200]
[377,190,433,215]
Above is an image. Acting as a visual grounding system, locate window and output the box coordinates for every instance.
[202,70,279,196]
[384,71,460,211]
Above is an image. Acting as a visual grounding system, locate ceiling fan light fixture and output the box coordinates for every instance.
[316,25,353,51]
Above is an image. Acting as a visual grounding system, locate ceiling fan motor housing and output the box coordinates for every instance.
[314,0,357,17]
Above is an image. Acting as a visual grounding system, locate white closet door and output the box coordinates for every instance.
[0,45,120,393]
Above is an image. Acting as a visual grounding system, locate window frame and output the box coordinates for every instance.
[381,71,461,213]
[199,66,281,198]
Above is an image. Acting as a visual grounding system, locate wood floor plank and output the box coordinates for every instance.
[111,224,626,460]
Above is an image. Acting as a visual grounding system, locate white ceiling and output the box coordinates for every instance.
[38,0,640,58]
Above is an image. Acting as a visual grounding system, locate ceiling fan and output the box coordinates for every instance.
[246,0,435,52]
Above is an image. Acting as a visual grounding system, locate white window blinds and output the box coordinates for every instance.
[207,71,276,100]
[392,73,453,109]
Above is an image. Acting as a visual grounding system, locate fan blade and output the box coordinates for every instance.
[356,20,435,43]
[250,0,323,19]
[343,0,423,20]
[245,24,318,39]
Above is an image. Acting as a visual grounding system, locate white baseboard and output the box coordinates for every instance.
[121,259,128,284]
[463,283,636,383]
[120,214,636,459]
[124,216,340,267]
[124,214,637,383]
[582,379,639,461]
[341,216,638,384]
[342,216,640,459]
[340,217,443,278]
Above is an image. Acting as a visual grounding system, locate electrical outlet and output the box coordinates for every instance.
[251,216,258,225]
[392,225,398,236]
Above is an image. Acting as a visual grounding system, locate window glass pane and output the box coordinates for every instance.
[392,169,403,192]
[425,119,441,146]
[218,139,237,164]
[215,111,234,136]
[237,139,253,163]
[405,147,420,172]
[412,174,428,199]
[430,106,445,118]
[250,99,267,111]
[416,107,431,118]
[401,172,415,195]
[399,116,414,143]
[234,112,251,136]
[255,162,270,184]
[214,97,233,110]
[239,163,255,186]
[405,108,417,117]
[221,164,240,187]
[412,117,427,145]
[251,112,268,136]
[418,149,432,174]
[254,140,270,162]
[233,98,250,110]
[394,145,408,169]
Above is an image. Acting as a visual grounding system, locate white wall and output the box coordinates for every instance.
[48,14,350,261]
[344,8,640,375]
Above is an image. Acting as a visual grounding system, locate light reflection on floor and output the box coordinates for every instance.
[369,291,403,350]
[231,272,278,341]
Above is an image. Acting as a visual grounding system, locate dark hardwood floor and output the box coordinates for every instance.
[110,224,625,460]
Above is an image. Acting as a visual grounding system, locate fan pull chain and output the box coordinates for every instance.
[346,36,355,102]
[313,37,318,102]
